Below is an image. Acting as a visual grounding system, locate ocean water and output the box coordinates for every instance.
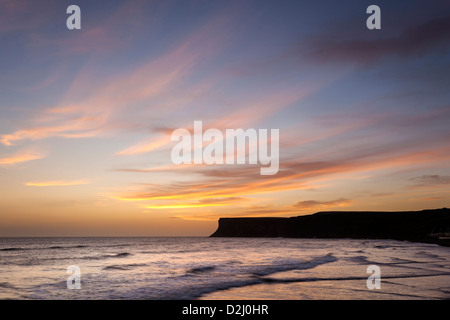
[0,237,449,300]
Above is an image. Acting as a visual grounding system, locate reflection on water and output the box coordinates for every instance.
[0,237,449,299]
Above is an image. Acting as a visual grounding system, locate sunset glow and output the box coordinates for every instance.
[0,0,449,236]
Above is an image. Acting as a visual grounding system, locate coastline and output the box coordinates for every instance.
[210,208,450,247]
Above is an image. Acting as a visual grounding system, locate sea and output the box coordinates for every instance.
[0,237,449,300]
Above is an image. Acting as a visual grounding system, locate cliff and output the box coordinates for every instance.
[210,208,450,246]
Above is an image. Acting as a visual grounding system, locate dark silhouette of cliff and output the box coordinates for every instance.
[210,208,450,246]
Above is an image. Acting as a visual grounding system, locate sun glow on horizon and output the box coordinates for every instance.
[0,0,449,236]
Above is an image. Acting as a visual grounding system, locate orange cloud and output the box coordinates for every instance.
[116,135,168,156]
[147,196,248,209]
[0,115,106,146]
[146,203,228,210]
[0,6,230,147]
[171,204,301,221]
[113,142,450,218]
[0,151,44,167]
[114,178,306,202]
[291,198,352,210]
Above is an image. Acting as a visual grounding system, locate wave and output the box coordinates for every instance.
[144,254,338,299]
[0,282,16,289]
[0,245,89,252]
[261,271,450,285]
[415,251,445,260]
[103,263,147,271]
[140,249,200,254]
[374,245,392,249]
[1,252,134,265]
[110,252,131,258]
[24,254,338,299]
[48,245,89,250]
[103,244,131,248]
[250,254,338,277]
[103,265,130,271]
[187,266,216,274]
[84,252,133,260]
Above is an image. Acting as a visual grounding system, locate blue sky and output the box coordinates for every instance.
[0,0,449,236]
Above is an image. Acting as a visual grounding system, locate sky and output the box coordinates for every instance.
[0,0,449,236]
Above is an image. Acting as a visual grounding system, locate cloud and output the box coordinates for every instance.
[114,173,307,202]
[171,204,298,221]
[0,151,44,167]
[0,45,192,146]
[107,90,450,220]
[170,198,350,221]
[0,114,107,146]
[198,197,248,204]
[306,16,450,66]
[0,2,237,147]
[145,196,248,210]
[146,203,227,210]
[144,197,250,210]
[113,80,314,157]
[25,179,91,187]
[409,175,450,187]
[112,140,450,215]
[291,198,352,210]
[116,135,168,156]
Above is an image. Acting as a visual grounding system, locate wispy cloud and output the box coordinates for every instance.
[0,4,234,147]
[146,203,227,210]
[2,0,450,235]
[112,141,450,215]
[0,114,106,146]
[291,198,352,210]
[171,205,298,221]
[409,175,450,187]
[116,135,168,156]
[144,196,248,210]
[305,15,450,66]
[0,151,44,167]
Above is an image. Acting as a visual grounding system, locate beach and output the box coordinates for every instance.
[1,237,449,300]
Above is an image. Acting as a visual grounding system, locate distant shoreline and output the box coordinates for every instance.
[210,208,450,247]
